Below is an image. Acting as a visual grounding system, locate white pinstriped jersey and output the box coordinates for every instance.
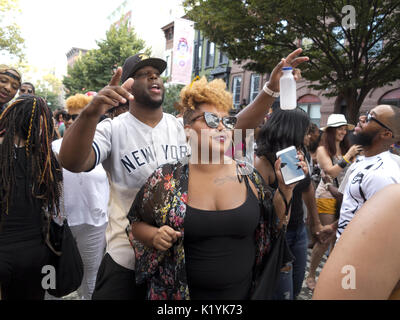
[337,151,400,240]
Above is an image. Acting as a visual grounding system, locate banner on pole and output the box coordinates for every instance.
[171,18,194,85]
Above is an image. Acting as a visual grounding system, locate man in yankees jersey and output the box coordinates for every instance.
[318,104,400,243]
[58,50,309,299]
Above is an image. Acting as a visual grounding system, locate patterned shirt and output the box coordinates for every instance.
[128,158,281,300]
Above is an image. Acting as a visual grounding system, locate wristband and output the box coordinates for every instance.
[342,156,350,164]
[338,159,347,168]
[263,82,280,98]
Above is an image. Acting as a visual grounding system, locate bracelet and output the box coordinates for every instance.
[342,156,350,164]
[338,158,347,168]
[263,82,280,98]
[325,182,333,190]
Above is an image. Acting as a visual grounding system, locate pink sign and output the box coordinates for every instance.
[171,18,194,85]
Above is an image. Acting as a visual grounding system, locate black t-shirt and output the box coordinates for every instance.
[287,174,311,231]
[0,146,45,243]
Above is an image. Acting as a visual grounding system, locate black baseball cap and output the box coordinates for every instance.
[121,53,167,83]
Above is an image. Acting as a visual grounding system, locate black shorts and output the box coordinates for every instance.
[92,253,146,300]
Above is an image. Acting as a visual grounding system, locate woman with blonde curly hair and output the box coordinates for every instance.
[51,93,109,300]
[128,77,308,300]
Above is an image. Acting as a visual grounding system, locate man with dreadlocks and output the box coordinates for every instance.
[0,95,63,300]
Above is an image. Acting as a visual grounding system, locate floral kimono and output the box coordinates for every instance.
[128,158,281,300]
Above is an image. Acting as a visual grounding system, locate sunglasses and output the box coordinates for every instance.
[190,112,237,130]
[366,112,393,134]
[64,114,79,121]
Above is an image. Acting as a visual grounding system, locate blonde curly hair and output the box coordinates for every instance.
[177,77,233,125]
[65,94,92,113]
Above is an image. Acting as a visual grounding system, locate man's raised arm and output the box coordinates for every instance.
[235,48,309,130]
[59,67,134,172]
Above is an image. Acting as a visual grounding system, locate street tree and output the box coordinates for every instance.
[63,21,150,96]
[163,83,184,115]
[35,73,64,111]
[183,0,400,123]
[0,0,25,60]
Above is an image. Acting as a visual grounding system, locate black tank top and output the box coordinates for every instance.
[184,177,260,300]
[0,147,45,244]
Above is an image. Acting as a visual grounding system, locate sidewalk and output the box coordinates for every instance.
[297,248,328,300]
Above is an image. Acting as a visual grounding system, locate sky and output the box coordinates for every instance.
[3,0,126,81]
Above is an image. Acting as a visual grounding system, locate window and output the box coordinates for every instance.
[205,40,215,68]
[193,36,203,72]
[299,104,321,127]
[165,55,170,77]
[298,94,321,127]
[249,74,261,102]
[232,76,242,108]
[198,38,203,70]
[167,30,173,40]
[219,51,228,65]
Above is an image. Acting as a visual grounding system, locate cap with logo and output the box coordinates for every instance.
[121,53,167,83]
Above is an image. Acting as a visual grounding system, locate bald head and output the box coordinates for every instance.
[373,104,400,138]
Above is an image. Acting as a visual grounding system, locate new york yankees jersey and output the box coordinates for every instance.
[92,111,188,270]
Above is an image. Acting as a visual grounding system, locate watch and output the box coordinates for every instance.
[263,82,280,98]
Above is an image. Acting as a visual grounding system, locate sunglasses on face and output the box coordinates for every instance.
[190,112,237,130]
[366,112,393,134]
[64,114,79,121]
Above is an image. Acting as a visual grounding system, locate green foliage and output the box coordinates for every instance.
[35,89,61,111]
[184,0,400,123]
[163,84,184,115]
[63,21,150,97]
[35,74,64,111]
[0,0,25,60]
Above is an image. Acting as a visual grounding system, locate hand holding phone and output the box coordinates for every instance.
[276,146,306,185]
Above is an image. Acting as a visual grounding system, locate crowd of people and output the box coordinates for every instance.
[1,47,400,301]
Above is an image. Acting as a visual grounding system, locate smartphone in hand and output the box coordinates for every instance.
[276,146,305,185]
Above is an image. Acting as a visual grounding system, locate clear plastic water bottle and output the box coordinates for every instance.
[279,67,297,110]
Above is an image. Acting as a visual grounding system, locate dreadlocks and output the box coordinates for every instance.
[0,95,63,217]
